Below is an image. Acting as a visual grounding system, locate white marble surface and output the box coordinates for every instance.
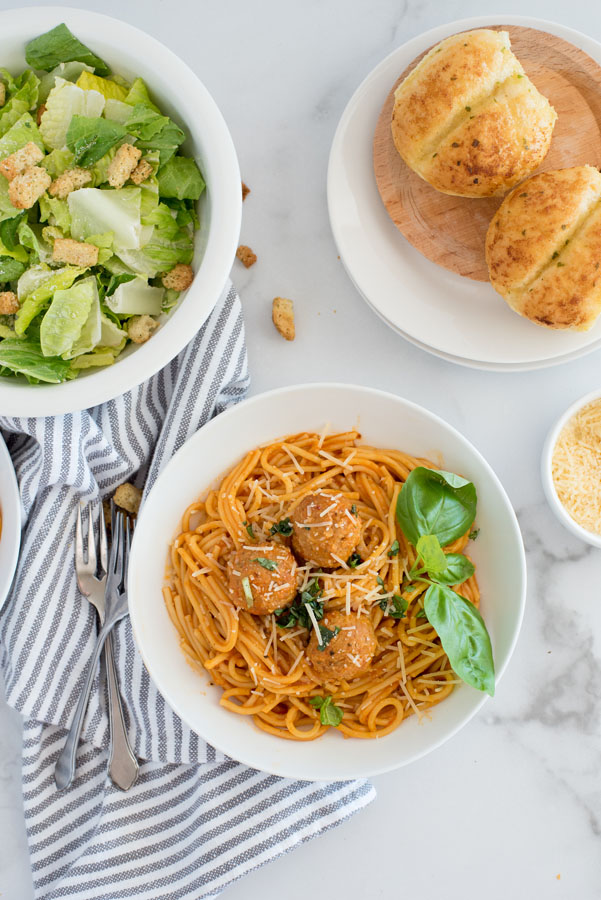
[2,0,601,897]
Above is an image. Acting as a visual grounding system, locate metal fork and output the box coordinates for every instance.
[55,507,138,792]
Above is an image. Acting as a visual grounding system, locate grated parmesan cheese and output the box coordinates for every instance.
[552,398,601,535]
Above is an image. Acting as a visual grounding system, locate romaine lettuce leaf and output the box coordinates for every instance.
[0,256,25,282]
[15,266,87,334]
[62,276,102,358]
[103,99,132,125]
[40,78,105,150]
[68,186,152,251]
[99,311,127,346]
[0,100,29,139]
[71,347,119,369]
[157,156,205,200]
[0,214,27,259]
[105,278,163,315]
[40,277,95,357]
[124,78,160,113]
[38,61,93,105]
[25,24,110,76]
[76,71,127,101]
[0,338,73,382]
[17,221,53,264]
[40,147,75,177]
[38,195,72,232]
[0,322,19,339]
[66,115,126,166]
[0,112,44,159]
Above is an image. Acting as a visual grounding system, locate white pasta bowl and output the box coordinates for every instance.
[129,384,527,780]
[541,387,601,549]
[0,7,241,416]
[0,433,21,611]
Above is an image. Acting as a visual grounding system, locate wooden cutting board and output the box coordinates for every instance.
[373,25,601,282]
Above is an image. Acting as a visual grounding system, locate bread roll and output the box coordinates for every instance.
[486,166,601,330]
[391,29,557,197]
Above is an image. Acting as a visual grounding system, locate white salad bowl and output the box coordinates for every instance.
[0,432,21,611]
[129,383,527,781]
[0,6,241,416]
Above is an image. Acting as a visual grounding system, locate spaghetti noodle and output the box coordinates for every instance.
[163,430,480,740]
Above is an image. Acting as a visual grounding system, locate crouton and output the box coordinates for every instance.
[236,245,257,268]
[49,167,92,199]
[0,83,5,108]
[130,159,153,185]
[8,165,51,209]
[36,104,46,126]
[242,181,250,201]
[107,143,141,189]
[0,291,18,314]
[0,142,45,182]
[272,297,295,341]
[53,237,99,267]
[162,263,194,291]
[113,482,143,516]
[127,314,159,344]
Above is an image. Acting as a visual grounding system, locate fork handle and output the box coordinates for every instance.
[105,634,139,791]
[54,617,118,791]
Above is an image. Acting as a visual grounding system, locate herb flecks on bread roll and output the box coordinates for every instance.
[391,29,557,198]
[486,166,601,331]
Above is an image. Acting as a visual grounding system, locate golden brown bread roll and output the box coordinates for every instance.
[391,29,557,197]
[486,166,601,330]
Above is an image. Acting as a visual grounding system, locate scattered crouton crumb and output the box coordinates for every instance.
[114,483,143,515]
[36,104,46,126]
[0,291,18,314]
[49,167,92,199]
[130,159,153,185]
[242,181,250,201]
[0,142,45,182]
[107,143,141,189]
[162,263,194,291]
[0,83,5,108]
[127,314,159,344]
[53,237,99,267]
[8,165,51,209]
[236,244,257,268]
[272,297,295,341]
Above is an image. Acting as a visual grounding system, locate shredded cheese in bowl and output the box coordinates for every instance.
[551,398,601,535]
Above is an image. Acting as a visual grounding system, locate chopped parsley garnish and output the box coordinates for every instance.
[309,694,343,726]
[270,517,293,537]
[379,594,408,619]
[317,624,341,650]
[253,557,278,571]
[351,504,357,516]
[388,540,400,558]
[241,576,254,607]
[347,552,362,568]
[377,575,385,588]
[276,579,323,629]
[416,608,428,620]
[468,528,480,541]
[243,521,256,540]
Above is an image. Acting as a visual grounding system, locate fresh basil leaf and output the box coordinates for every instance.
[0,338,73,383]
[0,213,25,252]
[270,517,293,536]
[25,24,110,75]
[396,467,477,547]
[416,534,447,574]
[424,583,494,695]
[243,521,256,540]
[241,576,254,608]
[317,624,340,651]
[157,156,205,200]
[308,695,343,727]
[66,116,127,167]
[388,539,400,558]
[276,579,323,629]
[0,256,25,282]
[469,528,480,541]
[347,552,362,568]
[253,557,277,571]
[428,553,475,586]
[380,594,408,619]
[416,608,428,619]
[308,696,324,709]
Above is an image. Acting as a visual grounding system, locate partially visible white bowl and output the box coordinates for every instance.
[129,383,527,781]
[542,387,601,549]
[0,433,21,610]
[0,7,241,416]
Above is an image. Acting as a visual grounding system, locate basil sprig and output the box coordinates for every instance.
[396,467,494,696]
[309,695,343,727]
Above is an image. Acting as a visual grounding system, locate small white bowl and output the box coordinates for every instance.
[0,7,241,416]
[542,387,601,549]
[0,434,21,611]
[129,383,527,781]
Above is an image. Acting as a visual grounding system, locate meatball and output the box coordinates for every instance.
[306,610,377,681]
[227,545,298,615]
[291,493,362,568]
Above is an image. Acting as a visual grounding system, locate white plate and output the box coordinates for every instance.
[0,7,241,416]
[0,433,21,611]
[327,15,601,371]
[129,383,526,781]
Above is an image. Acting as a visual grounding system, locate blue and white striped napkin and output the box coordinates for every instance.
[0,282,375,900]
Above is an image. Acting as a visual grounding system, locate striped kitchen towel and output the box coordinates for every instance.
[0,281,375,900]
